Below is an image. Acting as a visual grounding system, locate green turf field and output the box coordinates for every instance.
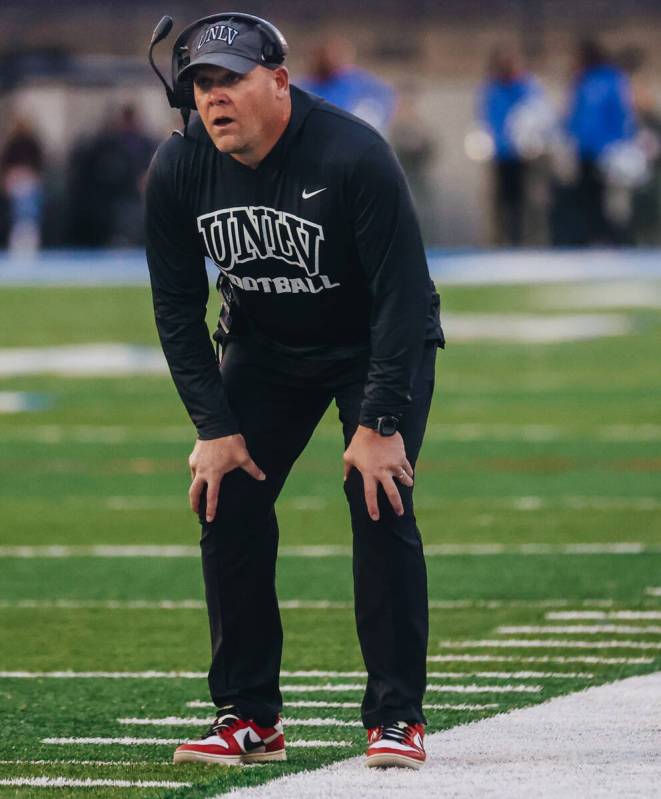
[0,280,660,798]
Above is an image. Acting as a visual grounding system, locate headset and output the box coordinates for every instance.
[148,12,288,133]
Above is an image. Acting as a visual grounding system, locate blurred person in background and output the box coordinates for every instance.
[478,47,542,246]
[1,117,45,256]
[298,35,396,136]
[68,104,156,247]
[390,92,439,246]
[566,38,637,245]
[618,46,661,245]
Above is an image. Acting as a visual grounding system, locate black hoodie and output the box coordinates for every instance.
[145,84,444,440]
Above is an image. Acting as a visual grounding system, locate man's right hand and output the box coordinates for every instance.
[188,434,266,523]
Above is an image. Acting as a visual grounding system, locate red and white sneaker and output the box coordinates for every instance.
[366,721,426,769]
[173,707,286,765]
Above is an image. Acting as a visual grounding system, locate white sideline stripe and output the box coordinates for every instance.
[0,777,190,789]
[185,701,499,711]
[497,625,661,634]
[646,587,661,596]
[119,716,363,728]
[41,737,351,748]
[217,671,661,799]
[280,683,541,694]
[1,542,657,557]
[438,639,661,649]
[546,611,661,620]
[428,654,653,664]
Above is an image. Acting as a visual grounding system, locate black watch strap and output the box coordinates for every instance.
[375,415,399,436]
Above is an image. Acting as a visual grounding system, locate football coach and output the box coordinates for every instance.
[144,11,445,770]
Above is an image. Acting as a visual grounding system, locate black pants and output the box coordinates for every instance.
[495,158,526,246]
[198,333,438,729]
[577,158,622,245]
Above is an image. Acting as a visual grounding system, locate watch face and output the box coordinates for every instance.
[377,416,398,436]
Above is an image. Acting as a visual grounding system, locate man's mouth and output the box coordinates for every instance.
[212,116,235,129]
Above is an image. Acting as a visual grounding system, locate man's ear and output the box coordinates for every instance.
[273,66,290,97]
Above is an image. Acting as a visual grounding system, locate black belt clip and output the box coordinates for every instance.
[213,274,235,364]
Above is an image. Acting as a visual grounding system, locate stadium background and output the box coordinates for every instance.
[1,1,660,797]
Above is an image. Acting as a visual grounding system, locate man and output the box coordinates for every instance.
[298,35,396,135]
[479,47,541,246]
[145,13,444,771]
[566,39,637,245]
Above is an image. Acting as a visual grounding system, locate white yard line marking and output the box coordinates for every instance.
[438,639,661,649]
[1,542,657,557]
[41,737,352,748]
[0,777,190,789]
[437,312,633,342]
[0,670,208,679]
[510,496,661,510]
[185,700,499,711]
[425,424,661,444]
[4,426,192,444]
[546,611,661,620]
[0,598,628,611]
[0,546,202,558]
[282,741,352,748]
[497,625,661,635]
[1,598,651,612]
[0,344,169,377]
[0,670,589,682]
[0,759,171,766]
[280,683,541,694]
[0,600,208,610]
[536,281,661,309]
[119,717,363,728]
[279,670,592,679]
[441,671,593,678]
[428,599,618,609]
[428,654,653,664]
[127,716,363,727]
[9,423,661,444]
[646,587,661,597]
[216,671,661,799]
[0,392,48,414]
[0,599,354,610]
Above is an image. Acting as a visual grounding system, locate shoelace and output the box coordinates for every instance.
[201,710,243,740]
[380,721,411,743]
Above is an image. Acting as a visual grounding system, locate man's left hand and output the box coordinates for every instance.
[343,425,414,521]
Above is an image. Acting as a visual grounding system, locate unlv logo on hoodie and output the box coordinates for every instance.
[198,206,325,277]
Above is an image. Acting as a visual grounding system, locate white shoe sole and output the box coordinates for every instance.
[242,749,287,763]
[366,752,425,769]
[173,750,242,765]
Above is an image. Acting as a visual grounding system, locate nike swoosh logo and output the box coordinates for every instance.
[241,731,264,752]
[302,187,327,199]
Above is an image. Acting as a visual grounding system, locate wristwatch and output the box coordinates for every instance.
[371,415,399,437]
